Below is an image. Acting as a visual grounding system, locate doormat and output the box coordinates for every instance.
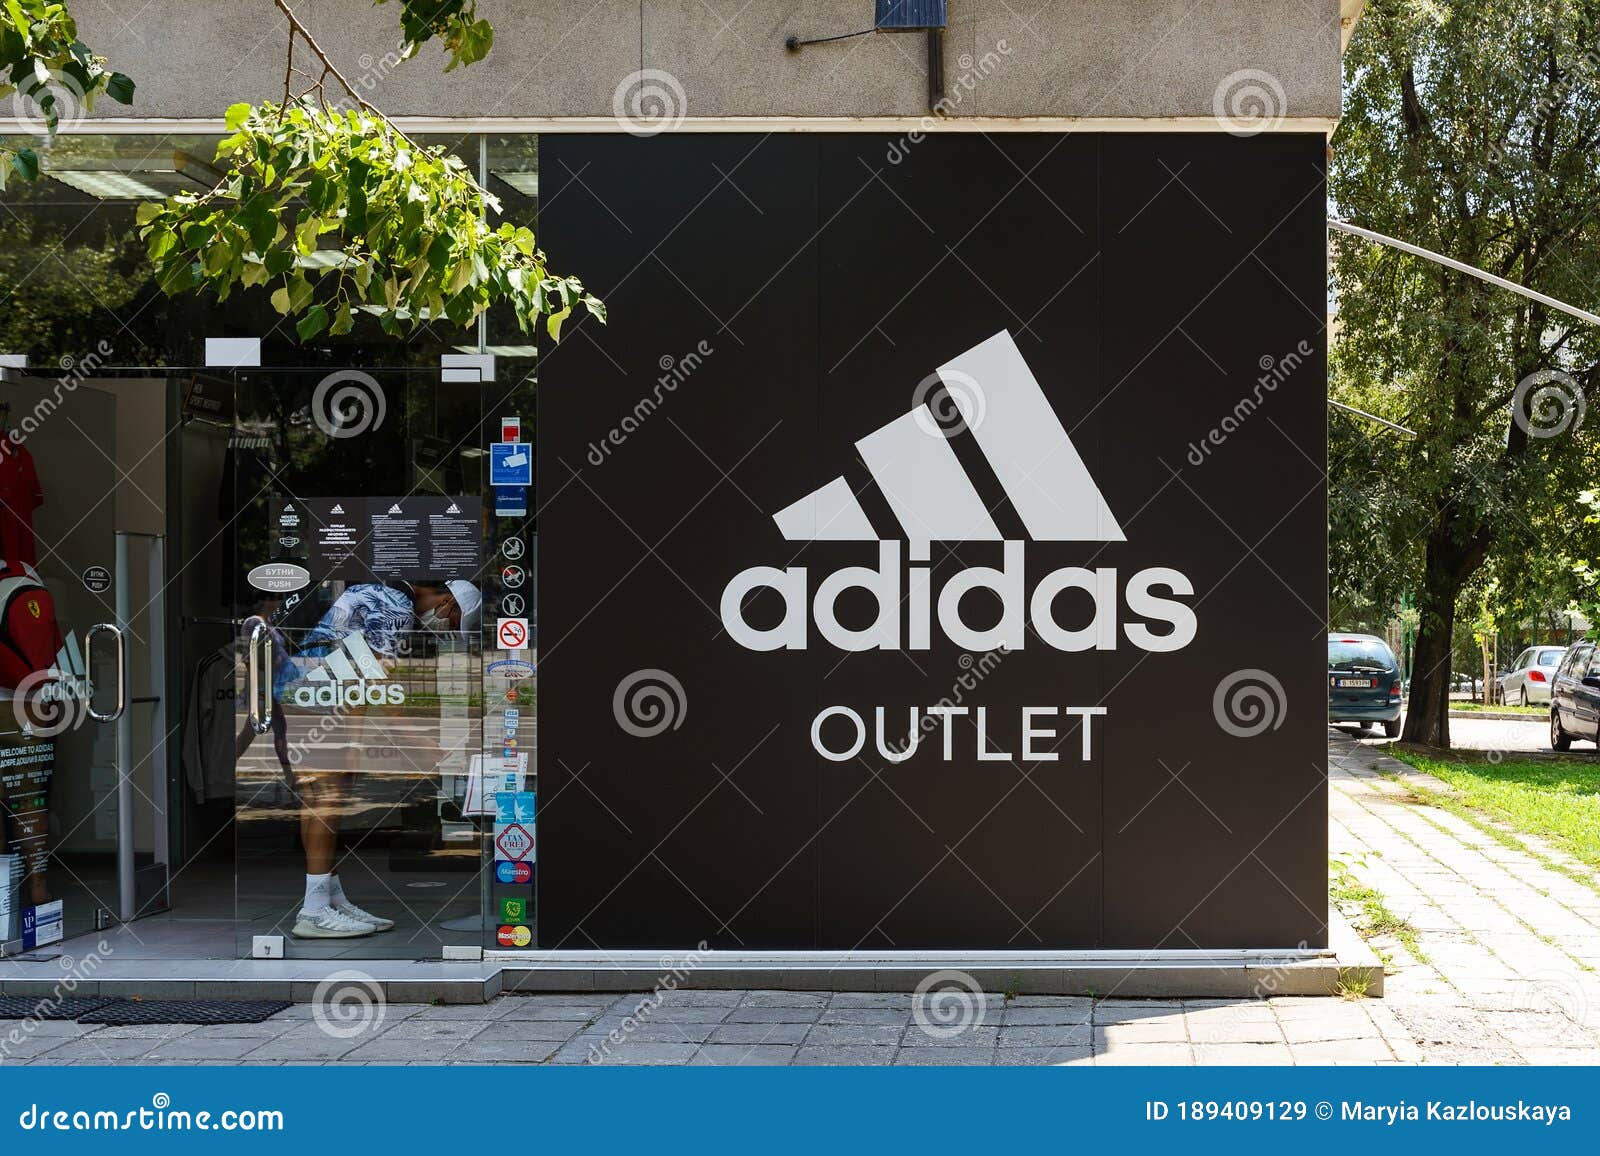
[0,996,116,1020]
[77,999,293,1025]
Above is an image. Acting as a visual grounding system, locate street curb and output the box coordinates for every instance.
[1447,710,1545,722]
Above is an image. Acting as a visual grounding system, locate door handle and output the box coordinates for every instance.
[246,621,274,735]
[84,622,126,723]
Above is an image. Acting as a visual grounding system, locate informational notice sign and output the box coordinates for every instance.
[281,497,483,580]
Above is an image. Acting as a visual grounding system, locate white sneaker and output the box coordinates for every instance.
[334,899,394,931]
[291,906,376,938]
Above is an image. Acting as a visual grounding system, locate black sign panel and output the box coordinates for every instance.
[274,496,482,581]
[538,134,1327,951]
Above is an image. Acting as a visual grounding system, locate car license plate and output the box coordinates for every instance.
[1335,677,1375,688]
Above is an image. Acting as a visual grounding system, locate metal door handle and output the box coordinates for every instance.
[85,622,126,723]
[247,621,273,735]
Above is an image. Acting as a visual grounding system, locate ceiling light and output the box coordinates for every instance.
[48,170,173,199]
[452,344,538,357]
[492,170,539,198]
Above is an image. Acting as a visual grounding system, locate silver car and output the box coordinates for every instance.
[1500,645,1568,706]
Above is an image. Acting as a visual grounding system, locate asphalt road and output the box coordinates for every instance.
[1336,713,1566,755]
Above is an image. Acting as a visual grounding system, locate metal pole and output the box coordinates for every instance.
[115,532,134,922]
[1329,218,1600,328]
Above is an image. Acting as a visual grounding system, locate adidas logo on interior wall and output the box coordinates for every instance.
[720,331,1197,654]
[289,632,405,707]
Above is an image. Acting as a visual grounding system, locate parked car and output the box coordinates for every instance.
[1499,645,1568,706]
[1328,633,1404,737]
[1549,640,1599,750]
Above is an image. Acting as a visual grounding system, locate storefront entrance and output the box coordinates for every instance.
[2,364,516,962]
[221,367,494,959]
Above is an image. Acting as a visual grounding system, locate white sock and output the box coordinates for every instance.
[303,873,333,913]
[328,874,347,905]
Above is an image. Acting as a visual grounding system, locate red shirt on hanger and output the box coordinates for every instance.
[0,442,43,567]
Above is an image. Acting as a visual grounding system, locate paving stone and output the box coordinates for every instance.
[740,991,830,1008]
[998,1025,1093,1048]
[827,993,908,1009]
[793,1045,898,1066]
[1287,1037,1397,1063]
[1002,1006,1092,1026]
[1185,1019,1285,1045]
[900,1025,999,1047]
[557,1041,698,1066]
[493,1002,606,1022]
[1094,1042,1195,1065]
[449,1039,561,1064]
[691,1044,797,1066]
[337,1038,465,1063]
[473,1020,588,1043]
[373,1020,484,1041]
[992,1045,1093,1066]
[725,1007,823,1024]
[143,1037,265,1061]
[698,1022,806,1045]
[894,1047,997,1065]
[804,1023,906,1048]
[818,1008,910,1025]
[1097,1020,1189,1046]
[1193,1042,1296,1065]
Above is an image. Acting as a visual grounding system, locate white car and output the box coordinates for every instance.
[1500,645,1568,706]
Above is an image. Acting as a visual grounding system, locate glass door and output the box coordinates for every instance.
[0,374,129,954]
[229,368,490,958]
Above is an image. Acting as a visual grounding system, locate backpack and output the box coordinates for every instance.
[0,561,64,691]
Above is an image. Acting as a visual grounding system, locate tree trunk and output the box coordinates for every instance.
[1401,560,1464,747]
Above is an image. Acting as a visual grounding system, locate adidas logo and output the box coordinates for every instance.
[40,632,94,703]
[387,503,403,515]
[289,632,405,707]
[721,330,1196,654]
[446,501,461,514]
[330,503,345,515]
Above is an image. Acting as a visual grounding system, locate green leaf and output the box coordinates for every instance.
[225,101,252,131]
[104,71,134,103]
[295,304,330,340]
[269,286,292,314]
[9,146,39,183]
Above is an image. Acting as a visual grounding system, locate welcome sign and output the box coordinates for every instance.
[537,133,1327,950]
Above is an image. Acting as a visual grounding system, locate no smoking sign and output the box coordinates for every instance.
[497,617,530,650]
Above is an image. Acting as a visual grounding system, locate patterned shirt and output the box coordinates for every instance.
[275,583,414,698]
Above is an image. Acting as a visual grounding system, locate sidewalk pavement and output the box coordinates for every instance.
[5,732,1598,1066]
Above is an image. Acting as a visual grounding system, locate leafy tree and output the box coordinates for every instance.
[1331,0,1600,746]
[2,0,600,338]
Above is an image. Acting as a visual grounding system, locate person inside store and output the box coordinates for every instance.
[270,578,482,939]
